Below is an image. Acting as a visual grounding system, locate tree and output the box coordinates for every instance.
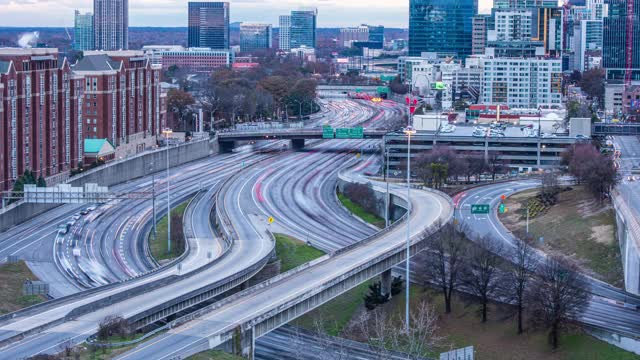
[563,143,619,199]
[566,100,592,122]
[97,315,131,341]
[540,170,559,196]
[579,68,605,102]
[343,183,381,216]
[37,175,46,188]
[487,153,506,181]
[462,235,503,323]
[505,238,537,334]
[424,223,466,314]
[389,75,409,95]
[529,256,589,349]
[167,88,195,130]
[363,281,390,310]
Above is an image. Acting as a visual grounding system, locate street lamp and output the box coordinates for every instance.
[162,127,173,255]
[149,161,157,242]
[403,124,416,332]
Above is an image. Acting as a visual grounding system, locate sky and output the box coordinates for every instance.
[0,0,494,28]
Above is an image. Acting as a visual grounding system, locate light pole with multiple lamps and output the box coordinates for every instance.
[162,128,173,255]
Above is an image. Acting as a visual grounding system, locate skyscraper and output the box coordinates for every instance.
[603,0,640,81]
[188,2,230,49]
[93,0,128,50]
[240,23,273,52]
[279,15,291,50]
[409,0,477,58]
[74,11,94,51]
[290,9,317,49]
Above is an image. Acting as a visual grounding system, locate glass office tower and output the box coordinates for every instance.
[408,0,477,58]
[290,9,317,49]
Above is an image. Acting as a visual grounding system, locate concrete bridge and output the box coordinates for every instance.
[216,129,388,152]
[593,123,640,136]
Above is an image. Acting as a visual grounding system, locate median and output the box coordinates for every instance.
[149,199,191,263]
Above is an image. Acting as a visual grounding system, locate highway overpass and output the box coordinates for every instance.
[593,123,640,136]
[114,169,454,359]
[216,129,388,152]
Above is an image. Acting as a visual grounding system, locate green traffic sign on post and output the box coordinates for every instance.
[471,204,490,214]
[322,126,334,139]
[349,127,364,139]
[499,204,506,214]
[336,128,350,139]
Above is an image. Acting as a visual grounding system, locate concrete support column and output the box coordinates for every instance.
[232,326,255,359]
[291,139,305,150]
[380,269,393,298]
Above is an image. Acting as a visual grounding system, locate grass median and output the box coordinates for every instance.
[149,199,190,263]
[500,186,623,286]
[0,260,46,314]
[337,193,385,228]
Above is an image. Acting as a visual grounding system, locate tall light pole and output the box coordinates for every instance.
[385,147,390,228]
[403,125,416,332]
[163,128,173,255]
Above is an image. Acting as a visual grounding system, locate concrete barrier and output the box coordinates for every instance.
[0,140,210,233]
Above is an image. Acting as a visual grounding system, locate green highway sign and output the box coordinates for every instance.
[336,128,350,139]
[471,204,490,214]
[349,127,364,139]
[322,126,334,139]
[499,204,507,214]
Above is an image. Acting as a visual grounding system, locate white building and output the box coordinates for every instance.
[490,9,532,42]
[480,57,563,109]
[279,15,291,51]
[142,45,185,66]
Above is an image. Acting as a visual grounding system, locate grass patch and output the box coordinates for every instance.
[379,285,638,360]
[337,193,385,228]
[0,261,45,315]
[500,187,624,287]
[291,281,371,337]
[275,233,325,273]
[149,200,190,262]
[187,350,244,360]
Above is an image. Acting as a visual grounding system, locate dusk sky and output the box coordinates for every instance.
[0,0,494,28]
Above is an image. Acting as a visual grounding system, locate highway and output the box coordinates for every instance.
[454,180,640,337]
[0,98,405,358]
[114,164,453,360]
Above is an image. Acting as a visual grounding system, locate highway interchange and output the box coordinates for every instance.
[1,98,640,358]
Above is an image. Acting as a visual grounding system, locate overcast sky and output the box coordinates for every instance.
[0,0,494,28]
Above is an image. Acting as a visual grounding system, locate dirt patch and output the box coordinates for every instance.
[500,186,624,287]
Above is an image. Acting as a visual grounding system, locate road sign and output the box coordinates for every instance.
[322,126,334,139]
[499,204,506,213]
[268,216,274,224]
[349,126,364,139]
[336,128,350,139]
[471,204,490,214]
[500,194,506,201]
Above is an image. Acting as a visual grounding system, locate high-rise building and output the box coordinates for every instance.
[0,48,85,190]
[493,0,558,8]
[279,15,291,51]
[368,25,385,45]
[73,51,164,147]
[74,11,94,51]
[472,15,491,55]
[290,9,317,49]
[240,23,273,52]
[93,0,128,50]
[480,56,563,108]
[493,9,533,42]
[532,7,564,56]
[603,0,640,81]
[338,26,369,48]
[408,0,477,59]
[573,19,603,71]
[188,2,230,49]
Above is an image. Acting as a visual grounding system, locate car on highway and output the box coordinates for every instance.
[57,223,71,236]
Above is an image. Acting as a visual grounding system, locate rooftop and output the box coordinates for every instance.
[0,47,58,56]
[84,139,115,154]
[73,54,122,72]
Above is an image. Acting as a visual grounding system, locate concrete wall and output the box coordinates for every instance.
[336,178,407,223]
[615,199,640,295]
[0,140,210,233]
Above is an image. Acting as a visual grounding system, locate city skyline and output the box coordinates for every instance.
[0,0,496,28]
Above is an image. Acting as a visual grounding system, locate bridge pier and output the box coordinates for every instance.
[380,269,393,298]
[231,326,255,359]
[291,139,305,150]
[220,141,235,153]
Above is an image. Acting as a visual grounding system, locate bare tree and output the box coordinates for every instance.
[462,235,504,323]
[402,301,445,358]
[424,223,466,314]
[354,309,394,360]
[540,170,559,196]
[505,238,538,334]
[529,256,589,349]
[97,315,132,341]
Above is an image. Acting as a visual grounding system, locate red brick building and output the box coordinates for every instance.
[0,48,86,191]
[74,51,165,147]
